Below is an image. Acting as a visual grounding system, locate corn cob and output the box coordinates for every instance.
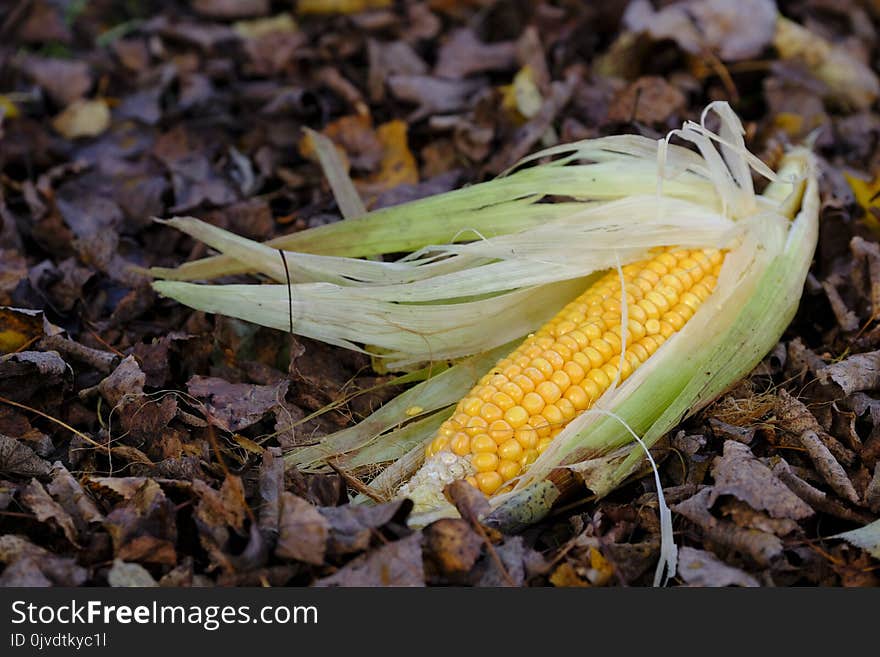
[409,247,725,497]
[150,102,818,552]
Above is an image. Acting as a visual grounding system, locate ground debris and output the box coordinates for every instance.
[0,0,878,588]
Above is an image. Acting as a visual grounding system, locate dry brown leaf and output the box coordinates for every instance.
[98,355,146,407]
[104,479,177,565]
[770,458,872,524]
[319,498,411,556]
[798,430,860,504]
[718,499,800,536]
[19,55,91,106]
[314,533,424,587]
[673,488,784,567]
[774,390,855,466]
[388,74,484,122]
[607,76,686,124]
[0,535,87,586]
[275,492,328,565]
[0,434,51,478]
[46,462,104,532]
[192,0,269,19]
[818,351,880,396]
[677,546,760,587]
[422,518,483,577]
[866,463,880,513]
[710,441,814,520]
[20,478,80,546]
[187,375,290,433]
[434,28,517,79]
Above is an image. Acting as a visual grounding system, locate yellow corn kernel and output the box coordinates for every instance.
[422,248,723,485]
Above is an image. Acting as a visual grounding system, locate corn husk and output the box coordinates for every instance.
[151,102,818,583]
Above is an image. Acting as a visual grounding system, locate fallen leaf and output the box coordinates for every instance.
[673,488,784,567]
[818,349,880,395]
[607,76,686,125]
[0,434,51,478]
[298,0,391,15]
[388,74,485,122]
[234,13,297,39]
[434,28,517,79]
[422,518,482,577]
[774,16,879,110]
[500,66,544,122]
[771,458,872,524]
[774,390,855,466]
[0,557,52,586]
[355,119,419,194]
[0,251,26,306]
[0,534,87,586]
[152,125,239,212]
[187,375,290,433]
[0,350,68,403]
[445,479,491,523]
[107,559,158,587]
[319,499,412,556]
[19,55,91,106]
[192,476,249,566]
[624,0,777,61]
[258,448,284,535]
[866,464,880,513]
[549,561,589,587]
[314,533,424,587]
[104,479,177,565]
[677,546,760,587]
[603,541,659,583]
[20,478,80,546]
[718,499,800,536]
[192,0,269,19]
[367,39,427,101]
[0,307,45,354]
[797,430,860,504]
[276,492,328,565]
[709,440,814,520]
[46,463,104,533]
[477,535,529,587]
[98,355,146,407]
[833,519,880,559]
[52,99,111,139]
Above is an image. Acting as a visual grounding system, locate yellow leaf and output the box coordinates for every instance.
[588,547,614,586]
[0,95,19,120]
[232,433,265,455]
[51,98,110,139]
[501,66,543,124]
[366,120,418,190]
[845,171,880,235]
[234,13,298,39]
[0,307,44,354]
[298,0,391,15]
[549,562,590,587]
